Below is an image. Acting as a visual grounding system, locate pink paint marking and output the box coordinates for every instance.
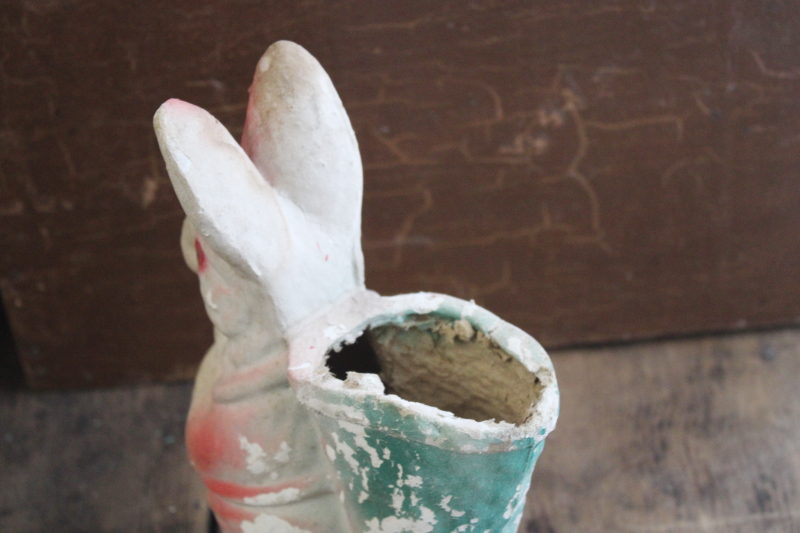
[195,238,208,273]
[325,254,329,261]
[207,491,256,524]
[203,476,314,501]
[186,409,230,473]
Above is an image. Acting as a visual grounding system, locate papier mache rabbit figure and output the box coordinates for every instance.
[154,41,362,533]
[155,41,558,533]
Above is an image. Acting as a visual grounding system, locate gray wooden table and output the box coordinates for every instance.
[2,328,800,532]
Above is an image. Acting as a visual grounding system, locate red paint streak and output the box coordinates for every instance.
[195,238,208,273]
[325,254,329,261]
[186,404,253,475]
[309,346,314,350]
[186,410,229,473]
[203,476,313,501]
[207,491,255,524]
[210,358,282,399]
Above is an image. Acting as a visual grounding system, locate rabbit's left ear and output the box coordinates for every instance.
[180,218,199,273]
[154,99,289,280]
[241,41,362,237]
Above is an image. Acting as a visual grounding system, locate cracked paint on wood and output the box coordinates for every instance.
[1,1,800,387]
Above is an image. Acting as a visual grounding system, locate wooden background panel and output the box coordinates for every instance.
[343,2,800,343]
[1,0,799,387]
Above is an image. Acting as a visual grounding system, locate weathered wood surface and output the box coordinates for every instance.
[3,328,800,532]
[2,2,800,388]
[525,328,800,533]
[0,383,208,533]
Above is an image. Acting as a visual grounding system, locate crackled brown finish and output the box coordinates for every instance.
[2,1,800,387]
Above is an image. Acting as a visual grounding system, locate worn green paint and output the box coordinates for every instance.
[294,293,558,532]
[317,414,545,533]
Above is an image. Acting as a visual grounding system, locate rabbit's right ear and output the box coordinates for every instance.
[154,99,288,280]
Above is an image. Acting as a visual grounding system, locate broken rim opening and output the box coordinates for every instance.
[325,314,542,426]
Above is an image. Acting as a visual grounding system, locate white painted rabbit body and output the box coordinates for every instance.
[155,41,363,533]
[155,41,559,533]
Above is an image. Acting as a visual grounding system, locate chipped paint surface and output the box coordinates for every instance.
[288,290,556,531]
[291,292,558,455]
[275,442,292,463]
[159,39,557,533]
[438,496,465,518]
[325,324,349,340]
[365,506,437,533]
[244,488,302,506]
[315,408,546,533]
[159,41,360,533]
[239,436,269,475]
[241,513,314,533]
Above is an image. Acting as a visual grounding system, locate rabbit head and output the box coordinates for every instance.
[155,41,365,338]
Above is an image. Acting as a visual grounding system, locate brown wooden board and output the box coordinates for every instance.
[1,1,800,387]
[524,328,800,533]
[3,329,799,532]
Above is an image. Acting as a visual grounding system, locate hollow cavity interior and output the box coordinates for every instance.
[326,314,542,425]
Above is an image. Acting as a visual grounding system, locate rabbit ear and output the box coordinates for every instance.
[241,41,363,235]
[180,218,199,273]
[154,99,288,280]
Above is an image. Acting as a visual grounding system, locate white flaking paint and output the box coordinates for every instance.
[239,436,269,475]
[241,513,313,533]
[405,475,423,488]
[503,482,526,520]
[439,496,453,512]
[409,294,444,314]
[305,395,369,425]
[243,487,301,506]
[361,467,370,492]
[358,491,369,503]
[343,372,384,394]
[391,487,405,513]
[330,433,359,475]
[338,420,383,468]
[365,505,438,533]
[460,299,477,318]
[438,495,465,517]
[324,324,348,340]
[274,441,292,463]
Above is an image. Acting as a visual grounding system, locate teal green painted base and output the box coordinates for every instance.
[316,414,545,533]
